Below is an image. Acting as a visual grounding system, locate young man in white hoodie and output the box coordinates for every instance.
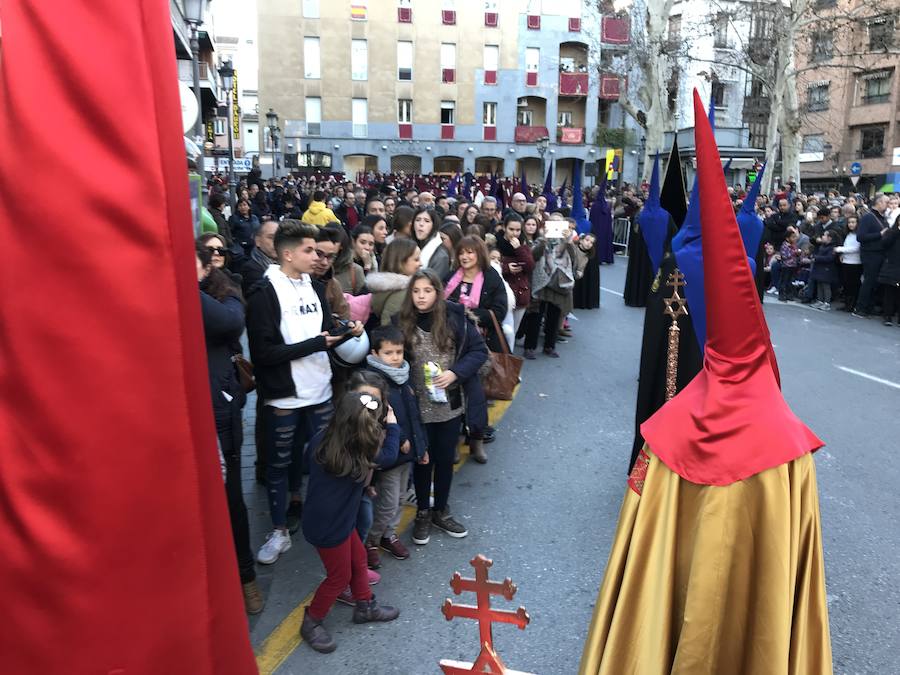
[246,220,363,564]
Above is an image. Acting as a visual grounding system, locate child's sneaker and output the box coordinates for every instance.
[412,510,431,545]
[366,544,381,570]
[257,530,291,565]
[336,586,355,606]
[431,508,468,538]
[402,487,417,506]
[367,568,381,585]
[380,534,411,560]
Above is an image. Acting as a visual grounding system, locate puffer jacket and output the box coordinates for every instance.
[366,271,411,325]
[301,200,338,226]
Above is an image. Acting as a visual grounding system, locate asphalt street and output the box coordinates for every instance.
[240,256,900,675]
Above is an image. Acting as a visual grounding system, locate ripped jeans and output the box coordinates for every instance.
[264,401,333,529]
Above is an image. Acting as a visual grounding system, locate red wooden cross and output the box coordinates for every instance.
[439,555,531,675]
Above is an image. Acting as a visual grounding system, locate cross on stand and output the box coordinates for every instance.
[439,554,533,675]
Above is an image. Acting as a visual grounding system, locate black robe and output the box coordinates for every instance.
[623,221,654,307]
[629,252,703,472]
[573,253,601,309]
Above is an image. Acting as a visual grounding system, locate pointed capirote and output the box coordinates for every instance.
[737,162,767,267]
[572,160,592,234]
[659,138,687,229]
[640,89,823,486]
[638,153,670,273]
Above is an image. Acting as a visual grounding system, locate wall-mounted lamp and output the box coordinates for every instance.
[334,144,341,149]
[381,144,388,150]
[425,146,432,151]
[467,147,474,152]
[508,147,516,153]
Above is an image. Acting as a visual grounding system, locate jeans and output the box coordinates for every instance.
[857,252,885,314]
[217,399,255,584]
[308,531,372,620]
[356,493,373,543]
[414,416,462,514]
[769,259,782,290]
[265,400,333,529]
[369,463,411,543]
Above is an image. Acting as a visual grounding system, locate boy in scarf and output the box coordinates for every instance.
[364,325,428,561]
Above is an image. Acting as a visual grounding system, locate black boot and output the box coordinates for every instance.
[352,597,400,624]
[300,611,336,653]
[468,438,487,464]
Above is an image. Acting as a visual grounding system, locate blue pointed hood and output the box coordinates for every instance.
[638,153,670,273]
[447,172,459,199]
[572,160,591,234]
[463,172,473,201]
[542,163,557,211]
[589,171,612,240]
[736,162,767,273]
[520,166,532,202]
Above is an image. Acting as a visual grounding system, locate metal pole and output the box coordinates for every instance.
[226,101,236,209]
[189,24,203,143]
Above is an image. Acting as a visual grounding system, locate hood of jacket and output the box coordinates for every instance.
[306,201,328,215]
[365,271,410,293]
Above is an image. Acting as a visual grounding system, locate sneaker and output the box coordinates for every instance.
[821,303,831,311]
[402,487,417,507]
[431,508,468,538]
[810,300,824,309]
[380,534,411,560]
[366,545,382,570]
[884,319,894,327]
[257,530,291,565]
[336,586,355,606]
[367,568,381,585]
[558,328,573,337]
[242,580,265,615]
[542,348,560,358]
[412,510,431,545]
[285,500,303,535]
[523,349,536,360]
[352,597,400,624]
[556,336,568,343]
[301,612,336,653]
[851,311,869,319]
[765,286,778,295]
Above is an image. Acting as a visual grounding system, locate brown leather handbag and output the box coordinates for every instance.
[232,354,256,393]
[480,310,522,401]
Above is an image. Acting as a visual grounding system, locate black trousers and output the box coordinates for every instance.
[857,252,885,314]
[841,264,862,311]
[883,284,900,321]
[217,402,255,584]
[414,416,461,513]
[522,302,561,351]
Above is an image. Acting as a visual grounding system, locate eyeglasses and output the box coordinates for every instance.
[359,394,380,411]
[206,247,228,256]
[316,250,337,261]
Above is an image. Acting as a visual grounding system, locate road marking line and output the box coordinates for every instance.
[600,286,624,297]
[835,365,900,391]
[255,391,517,674]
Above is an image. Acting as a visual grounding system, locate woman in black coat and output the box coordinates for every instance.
[443,235,509,353]
[196,247,261,614]
[878,220,900,325]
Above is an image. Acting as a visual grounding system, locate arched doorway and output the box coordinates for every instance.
[434,156,463,175]
[391,154,422,174]
[516,158,542,188]
[475,156,504,175]
[343,154,378,175]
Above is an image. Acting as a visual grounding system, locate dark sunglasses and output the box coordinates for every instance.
[206,247,228,256]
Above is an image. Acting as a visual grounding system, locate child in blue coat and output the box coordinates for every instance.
[362,325,428,565]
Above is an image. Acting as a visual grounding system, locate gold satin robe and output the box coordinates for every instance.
[580,448,832,675]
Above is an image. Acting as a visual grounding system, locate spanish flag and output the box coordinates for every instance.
[580,91,832,674]
[0,2,257,673]
[351,4,367,20]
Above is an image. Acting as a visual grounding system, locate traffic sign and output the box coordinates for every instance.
[850,176,860,187]
[850,162,862,176]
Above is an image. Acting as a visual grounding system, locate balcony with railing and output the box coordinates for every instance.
[559,42,589,96]
[177,59,219,103]
[515,126,551,143]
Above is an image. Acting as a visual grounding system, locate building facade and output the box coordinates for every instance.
[794,2,899,195]
[257,0,639,184]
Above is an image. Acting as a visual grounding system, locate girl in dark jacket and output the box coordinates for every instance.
[228,199,260,255]
[496,214,535,335]
[397,269,488,544]
[810,231,839,310]
[878,220,900,325]
[443,235,509,353]
[196,247,261,615]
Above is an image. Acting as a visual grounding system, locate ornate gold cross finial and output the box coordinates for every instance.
[663,269,689,401]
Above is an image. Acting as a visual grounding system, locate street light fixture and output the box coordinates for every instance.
[217,59,237,208]
[266,108,279,179]
[184,0,205,144]
[536,136,550,177]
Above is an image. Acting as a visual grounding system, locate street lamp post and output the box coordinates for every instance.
[184,0,205,144]
[266,108,279,180]
[536,136,550,179]
[217,59,237,209]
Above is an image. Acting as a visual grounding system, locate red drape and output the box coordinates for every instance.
[0,2,258,673]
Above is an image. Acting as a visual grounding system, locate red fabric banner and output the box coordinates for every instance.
[0,2,257,673]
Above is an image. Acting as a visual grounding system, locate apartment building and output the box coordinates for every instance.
[257,0,637,184]
[171,0,220,149]
[795,3,899,195]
